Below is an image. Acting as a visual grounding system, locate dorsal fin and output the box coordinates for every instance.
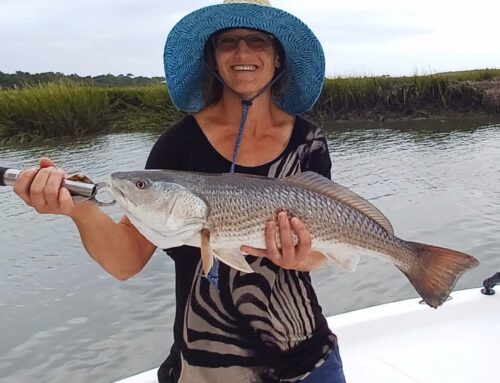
[284,171,394,235]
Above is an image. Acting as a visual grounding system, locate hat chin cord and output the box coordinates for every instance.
[206,70,282,286]
[212,71,283,173]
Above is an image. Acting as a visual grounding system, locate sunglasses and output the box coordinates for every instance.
[212,32,275,52]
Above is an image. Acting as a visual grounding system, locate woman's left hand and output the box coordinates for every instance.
[241,211,326,271]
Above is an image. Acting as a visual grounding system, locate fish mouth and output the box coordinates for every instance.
[108,180,125,200]
[108,179,135,210]
[111,186,125,199]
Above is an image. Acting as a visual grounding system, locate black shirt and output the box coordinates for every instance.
[146,115,335,382]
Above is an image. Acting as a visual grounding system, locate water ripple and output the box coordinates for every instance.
[1,119,500,382]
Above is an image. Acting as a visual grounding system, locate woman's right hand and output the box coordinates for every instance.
[13,157,76,216]
[13,157,156,279]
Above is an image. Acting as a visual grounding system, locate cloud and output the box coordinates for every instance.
[0,0,177,76]
[0,0,499,77]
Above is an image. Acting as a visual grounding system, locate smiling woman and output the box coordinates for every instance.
[203,28,286,108]
[150,3,342,380]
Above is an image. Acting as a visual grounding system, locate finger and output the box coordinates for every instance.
[13,168,39,204]
[39,156,56,169]
[44,168,66,210]
[264,220,281,262]
[29,167,53,211]
[290,217,311,263]
[277,211,295,254]
[240,245,268,258]
[291,217,312,250]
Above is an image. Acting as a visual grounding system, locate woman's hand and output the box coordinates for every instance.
[241,211,326,271]
[13,157,156,280]
[13,157,76,216]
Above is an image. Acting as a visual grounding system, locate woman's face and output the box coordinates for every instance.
[212,28,280,98]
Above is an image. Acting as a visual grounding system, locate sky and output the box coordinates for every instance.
[1,0,499,78]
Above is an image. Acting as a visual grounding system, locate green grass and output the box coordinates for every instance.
[0,69,497,143]
[315,69,498,118]
[106,86,183,131]
[0,83,183,143]
[0,83,110,143]
[432,68,500,81]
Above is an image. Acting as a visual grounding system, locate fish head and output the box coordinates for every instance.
[109,171,207,241]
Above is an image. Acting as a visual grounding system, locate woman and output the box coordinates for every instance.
[14,1,345,382]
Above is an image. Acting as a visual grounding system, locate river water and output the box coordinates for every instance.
[1,116,499,383]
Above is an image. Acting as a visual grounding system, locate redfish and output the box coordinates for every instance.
[110,170,479,308]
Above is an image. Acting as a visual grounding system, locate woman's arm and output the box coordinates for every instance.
[71,204,156,280]
[14,157,156,280]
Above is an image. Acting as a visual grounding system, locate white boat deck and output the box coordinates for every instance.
[116,287,499,383]
[329,288,499,383]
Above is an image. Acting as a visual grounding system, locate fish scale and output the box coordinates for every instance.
[199,174,426,268]
[110,169,479,308]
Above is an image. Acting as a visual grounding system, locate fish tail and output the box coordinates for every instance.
[400,241,479,308]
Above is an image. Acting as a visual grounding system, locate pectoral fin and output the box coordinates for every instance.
[322,247,360,272]
[200,229,213,276]
[213,248,254,274]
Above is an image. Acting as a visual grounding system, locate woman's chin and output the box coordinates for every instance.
[229,84,270,99]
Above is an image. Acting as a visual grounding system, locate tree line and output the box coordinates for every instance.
[0,71,164,88]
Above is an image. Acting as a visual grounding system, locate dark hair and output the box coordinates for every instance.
[202,30,286,108]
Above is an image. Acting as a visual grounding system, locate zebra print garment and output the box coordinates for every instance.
[146,115,336,382]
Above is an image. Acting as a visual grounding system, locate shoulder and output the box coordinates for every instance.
[292,116,328,151]
[145,115,197,170]
[294,116,327,144]
[153,115,197,146]
[292,116,331,179]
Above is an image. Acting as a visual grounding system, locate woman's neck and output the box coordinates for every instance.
[205,89,282,136]
[193,90,295,167]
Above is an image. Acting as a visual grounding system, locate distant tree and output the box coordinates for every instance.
[0,71,163,88]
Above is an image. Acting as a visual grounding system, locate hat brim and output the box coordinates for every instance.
[164,3,325,115]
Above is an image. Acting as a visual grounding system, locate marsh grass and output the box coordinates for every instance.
[107,86,184,132]
[0,83,110,144]
[0,69,498,142]
[433,68,500,81]
[315,69,497,119]
[0,84,184,143]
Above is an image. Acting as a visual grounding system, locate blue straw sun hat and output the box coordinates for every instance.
[164,0,325,115]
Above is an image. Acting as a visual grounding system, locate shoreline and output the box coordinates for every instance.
[315,110,500,125]
[1,73,499,144]
[3,111,499,147]
[310,77,500,123]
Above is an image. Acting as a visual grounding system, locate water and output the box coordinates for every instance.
[1,117,499,382]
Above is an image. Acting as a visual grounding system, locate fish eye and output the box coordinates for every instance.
[135,180,149,189]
